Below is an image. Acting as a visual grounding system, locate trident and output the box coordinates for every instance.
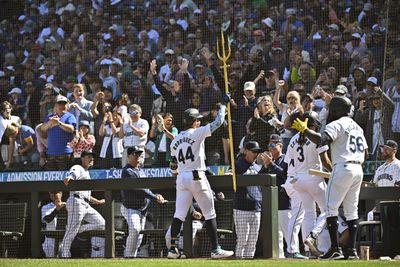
[217,30,237,192]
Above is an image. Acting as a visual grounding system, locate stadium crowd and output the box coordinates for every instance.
[0,0,399,172]
[0,0,399,260]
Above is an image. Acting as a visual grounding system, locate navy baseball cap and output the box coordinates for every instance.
[81,150,96,157]
[269,134,283,143]
[244,141,263,153]
[380,140,398,150]
[79,120,90,127]
[127,146,144,155]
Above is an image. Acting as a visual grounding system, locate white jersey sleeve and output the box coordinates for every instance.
[324,117,368,165]
[41,203,57,230]
[170,124,211,172]
[68,165,91,199]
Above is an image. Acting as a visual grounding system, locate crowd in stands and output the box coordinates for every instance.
[0,0,399,172]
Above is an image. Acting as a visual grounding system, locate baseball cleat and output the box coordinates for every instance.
[304,235,323,257]
[211,246,234,259]
[344,248,359,260]
[286,252,309,259]
[167,247,182,259]
[319,247,344,260]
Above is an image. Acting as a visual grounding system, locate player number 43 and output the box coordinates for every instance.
[178,147,195,164]
[349,135,364,153]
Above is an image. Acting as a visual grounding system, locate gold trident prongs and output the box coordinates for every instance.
[216,31,231,67]
[216,30,237,192]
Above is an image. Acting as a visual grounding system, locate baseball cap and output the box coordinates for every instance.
[81,150,96,157]
[56,94,69,103]
[100,59,113,66]
[272,47,284,53]
[367,77,378,85]
[335,85,348,95]
[351,32,362,39]
[164,49,175,55]
[127,146,144,155]
[118,49,128,56]
[184,108,203,120]
[364,3,373,11]
[8,88,22,95]
[301,93,314,102]
[380,140,398,150]
[261,17,274,29]
[353,66,366,75]
[244,81,255,91]
[269,134,283,144]
[0,71,5,78]
[328,24,340,31]
[244,141,263,153]
[79,120,90,127]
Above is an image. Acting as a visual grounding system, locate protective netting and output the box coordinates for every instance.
[0,0,399,259]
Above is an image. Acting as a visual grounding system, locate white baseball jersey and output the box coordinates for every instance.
[373,158,400,186]
[170,124,211,172]
[324,117,368,165]
[122,118,149,147]
[68,164,91,200]
[41,202,57,230]
[284,133,329,176]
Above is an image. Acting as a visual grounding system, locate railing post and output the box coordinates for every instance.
[261,185,279,258]
[31,191,41,258]
[104,190,115,258]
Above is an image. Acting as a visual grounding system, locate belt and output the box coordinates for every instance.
[346,161,362,164]
[74,194,90,203]
[334,161,362,166]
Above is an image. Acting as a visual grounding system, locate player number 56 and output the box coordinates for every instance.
[349,135,364,153]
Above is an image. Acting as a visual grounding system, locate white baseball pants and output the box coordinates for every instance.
[233,209,261,259]
[278,209,290,258]
[120,205,146,258]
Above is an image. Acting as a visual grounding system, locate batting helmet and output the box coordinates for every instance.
[302,111,321,130]
[327,96,352,123]
[183,108,203,126]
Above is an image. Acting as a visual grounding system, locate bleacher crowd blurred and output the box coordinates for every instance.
[0,0,399,172]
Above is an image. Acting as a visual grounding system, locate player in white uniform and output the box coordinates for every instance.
[167,105,234,259]
[60,150,106,258]
[367,140,400,220]
[293,96,368,260]
[41,191,66,257]
[285,112,330,258]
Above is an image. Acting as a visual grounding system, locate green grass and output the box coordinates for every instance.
[0,259,399,267]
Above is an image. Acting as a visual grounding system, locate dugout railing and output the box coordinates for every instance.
[0,174,279,258]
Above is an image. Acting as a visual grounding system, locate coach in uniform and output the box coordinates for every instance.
[292,96,368,260]
[259,134,291,258]
[167,105,234,259]
[120,146,166,258]
[61,150,106,258]
[233,141,263,259]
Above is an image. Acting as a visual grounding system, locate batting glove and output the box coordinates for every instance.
[292,118,308,133]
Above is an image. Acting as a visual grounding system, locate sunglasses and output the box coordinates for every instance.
[130,111,139,115]
[267,143,279,149]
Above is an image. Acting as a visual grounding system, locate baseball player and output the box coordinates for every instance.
[367,140,400,220]
[259,134,291,258]
[233,141,264,259]
[286,112,330,257]
[167,105,234,259]
[292,96,368,260]
[41,191,66,257]
[61,150,106,258]
[120,146,166,258]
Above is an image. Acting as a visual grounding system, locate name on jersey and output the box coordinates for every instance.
[172,137,196,151]
[344,123,358,135]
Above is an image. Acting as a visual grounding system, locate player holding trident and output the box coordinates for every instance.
[292,96,368,260]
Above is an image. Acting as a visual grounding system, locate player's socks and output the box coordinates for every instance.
[326,216,339,247]
[346,219,358,249]
[205,218,219,250]
[170,218,184,247]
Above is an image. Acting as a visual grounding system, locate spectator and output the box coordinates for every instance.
[68,83,94,130]
[40,95,76,171]
[68,120,96,164]
[118,104,149,167]
[0,101,20,170]
[98,111,123,169]
[149,113,178,167]
[5,122,39,170]
[355,89,394,159]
